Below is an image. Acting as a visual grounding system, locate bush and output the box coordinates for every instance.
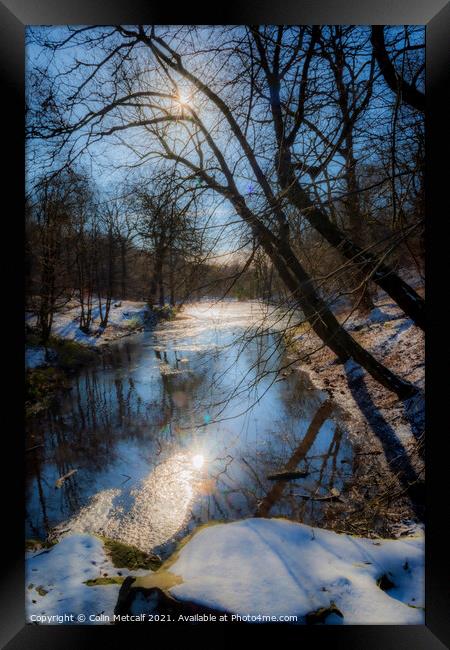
[25,367,71,416]
[49,338,97,370]
[123,316,143,330]
[102,538,162,570]
[152,305,178,320]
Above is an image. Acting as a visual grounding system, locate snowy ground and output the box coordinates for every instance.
[289,297,424,461]
[25,347,50,369]
[25,300,151,368]
[274,291,426,536]
[169,519,424,624]
[26,520,424,625]
[26,534,149,625]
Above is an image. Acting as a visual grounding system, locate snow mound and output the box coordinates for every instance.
[169,518,424,624]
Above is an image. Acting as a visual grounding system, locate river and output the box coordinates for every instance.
[26,301,354,558]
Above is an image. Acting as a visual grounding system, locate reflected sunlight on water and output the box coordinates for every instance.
[53,452,202,553]
[27,301,354,555]
[191,454,205,470]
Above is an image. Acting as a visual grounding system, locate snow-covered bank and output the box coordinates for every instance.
[284,298,425,535]
[25,300,152,368]
[25,346,50,369]
[26,535,149,624]
[26,520,424,625]
[168,518,424,624]
[290,298,424,456]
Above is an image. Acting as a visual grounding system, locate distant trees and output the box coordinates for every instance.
[26,170,84,343]
[26,165,213,341]
[129,175,206,308]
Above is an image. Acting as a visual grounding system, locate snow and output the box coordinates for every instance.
[289,295,425,526]
[25,347,47,369]
[343,358,365,381]
[25,534,148,624]
[25,535,148,624]
[26,300,151,348]
[25,518,424,625]
[169,518,424,624]
[26,535,118,624]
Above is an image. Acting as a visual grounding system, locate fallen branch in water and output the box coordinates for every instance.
[266,470,309,481]
[26,443,44,453]
[55,469,77,489]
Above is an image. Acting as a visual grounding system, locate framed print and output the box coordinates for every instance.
[1,0,449,647]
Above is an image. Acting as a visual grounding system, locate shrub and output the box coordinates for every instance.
[25,367,71,416]
[49,338,97,370]
[123,316,143,330]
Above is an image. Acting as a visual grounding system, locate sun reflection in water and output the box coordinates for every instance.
[192,453,205,470]
[51,450,214,554]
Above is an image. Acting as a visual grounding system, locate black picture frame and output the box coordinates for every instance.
[1,1,449,647]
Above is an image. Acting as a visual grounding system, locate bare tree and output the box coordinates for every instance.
[25,25,422,397]
[26,170,82,343]
[248,25,424,329]
[371,26,425,113]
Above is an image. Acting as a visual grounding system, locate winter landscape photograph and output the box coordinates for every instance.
[25,24,425,625]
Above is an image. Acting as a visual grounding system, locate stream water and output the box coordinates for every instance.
[26,301,355,557]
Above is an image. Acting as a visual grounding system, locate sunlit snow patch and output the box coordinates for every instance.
[168,518,424,624]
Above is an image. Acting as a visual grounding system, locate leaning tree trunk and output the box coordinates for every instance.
[235,199,417,400]
[258,46,425,330]
[280,161,425,330]
[140,34,418,398]
[277,238,417,399]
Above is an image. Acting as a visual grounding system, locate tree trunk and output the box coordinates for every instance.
[235,199,417,399]
[159,277,165,307]
[121,240,127,300]
[149,253,164,308]
[252,36,425,329]
[169,250,175,306]
[282,165,425,330]
[342,144,375,313]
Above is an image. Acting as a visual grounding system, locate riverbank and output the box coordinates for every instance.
[25,300,178,416]
[25,300,155,365]
[25,518,424,625]
[285,296,425,537]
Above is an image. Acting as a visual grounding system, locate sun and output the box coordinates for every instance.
[177,92,190,107]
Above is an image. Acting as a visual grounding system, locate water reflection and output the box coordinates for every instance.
[26,302,354,555]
